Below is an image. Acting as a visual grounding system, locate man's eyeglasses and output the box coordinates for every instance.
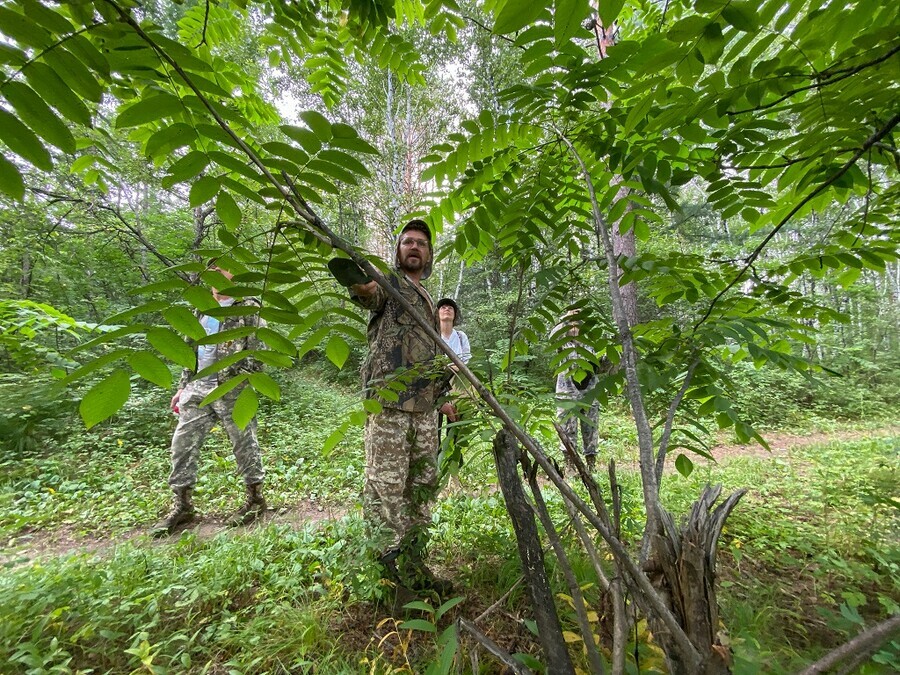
[400,237,429,249]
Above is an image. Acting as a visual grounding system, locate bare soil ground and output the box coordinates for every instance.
[701,426,899,462]
[1,499,346,567]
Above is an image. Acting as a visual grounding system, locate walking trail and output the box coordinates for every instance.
[4,427,896,567]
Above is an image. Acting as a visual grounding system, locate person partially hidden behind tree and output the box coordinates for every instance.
[152,263,268,537]
[435,297,471,470]
[555,310,601,473]
[328,219,452,596]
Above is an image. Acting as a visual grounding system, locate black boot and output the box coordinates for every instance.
[152,487,195,537]
[378,548,403,583]
[227,482,267,527]
[399,535,454,596]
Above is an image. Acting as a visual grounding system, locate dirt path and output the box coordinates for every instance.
[704,426,899,462]
[4,427,896,567]
[1,499,346,568]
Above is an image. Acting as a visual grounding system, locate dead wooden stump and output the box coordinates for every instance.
[642,485,746,675]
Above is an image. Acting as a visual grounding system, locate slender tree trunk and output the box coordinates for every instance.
[453,258,465,298]
[493,430,576,674]
[21,249,32,298]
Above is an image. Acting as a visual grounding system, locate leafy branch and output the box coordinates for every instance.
[694,111,900,330]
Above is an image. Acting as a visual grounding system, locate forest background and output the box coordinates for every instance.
[0,0,898,673]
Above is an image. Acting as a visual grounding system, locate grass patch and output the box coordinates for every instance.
[1,368,897,673]
[0,372,364,540]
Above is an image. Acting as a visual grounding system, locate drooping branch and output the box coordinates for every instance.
[27,187,180,273]
[727,43,900,116]
[111,9,700,667]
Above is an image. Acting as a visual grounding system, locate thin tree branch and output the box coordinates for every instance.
[463,14,518,46]
[474,577,524,624]
[727,43,900,116]
[555,128,663,554]
[526,458,607,675]
[457,617,534,675]
[797,614,900,675]
[655,355,700,486]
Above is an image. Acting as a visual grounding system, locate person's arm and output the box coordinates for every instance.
[457,330,471,364]
[350,280,388,311]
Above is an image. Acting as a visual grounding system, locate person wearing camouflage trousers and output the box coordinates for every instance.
[152,266,267,536]
[555,313,600,472]
[342,219,452,595]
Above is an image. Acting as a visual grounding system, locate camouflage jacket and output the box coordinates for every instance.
[351,274,439,412]
[178,297,265,389]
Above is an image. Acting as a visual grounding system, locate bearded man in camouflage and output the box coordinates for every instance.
[152,264,267,537]
[336,219,451,595]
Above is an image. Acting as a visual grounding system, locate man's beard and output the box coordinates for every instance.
[399,251,427,273]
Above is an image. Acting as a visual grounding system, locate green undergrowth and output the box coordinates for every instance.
[0,517,387,672]
[1,366,898,673]
[0,371,364,540]
[659,435,900,673]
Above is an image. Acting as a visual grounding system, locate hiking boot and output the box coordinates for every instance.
[378,548,403,583]
[226,482,266,527]
[151,487,195,537]
[399,541,454,596]
[585,453,597,472]
[402,556,455,596]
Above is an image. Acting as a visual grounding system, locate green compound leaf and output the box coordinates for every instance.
[598,0,625,26]
[116,92,184,128]
[163,306,206,340]
[494,0,546,34]
[189,175,220,207]
[554,0,590,46]
[722,2,760,32]
[249,371,281,401]
[0,153,25,200]
[256,327,297,356]
[3,81,75,153]
[325,334,350,369]
[22,62,92,127]
[0,109,53,170]
[198,374,247,408]
[147,327,196,370]
[675,453,694,478]
[216,190,242,230]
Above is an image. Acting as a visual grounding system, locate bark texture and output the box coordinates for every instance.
[641,485,745,675]
[493,430,576,674]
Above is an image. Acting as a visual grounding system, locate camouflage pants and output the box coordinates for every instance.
[168,379,265,490]
[364,407,438,552]
[556,374,600,457]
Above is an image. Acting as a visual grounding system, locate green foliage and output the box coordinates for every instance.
[0,373,77,454]
[662,436,899,671]
[0,520,380,672]
[0,372,364,540]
